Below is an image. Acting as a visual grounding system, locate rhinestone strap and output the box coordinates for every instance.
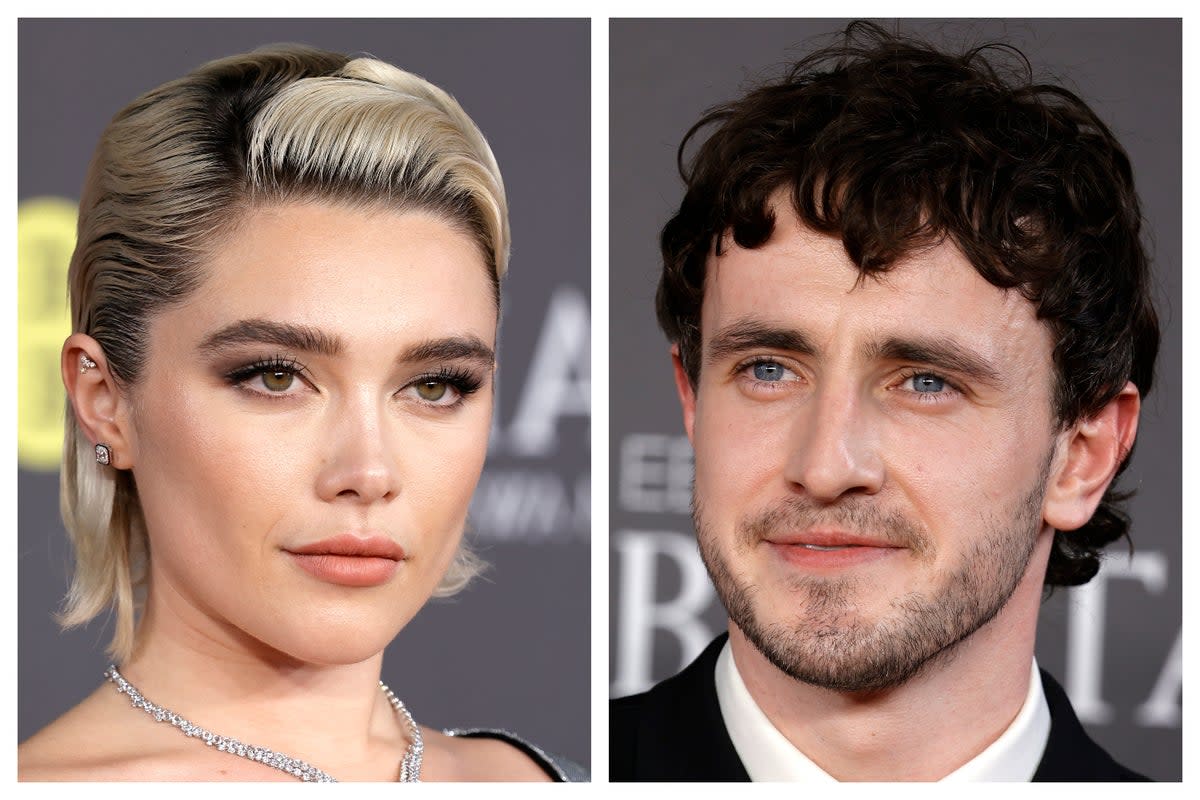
[381,681,423,781]
[105,665,422,782]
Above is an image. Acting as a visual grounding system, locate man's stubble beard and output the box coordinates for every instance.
[694,457,1051,693]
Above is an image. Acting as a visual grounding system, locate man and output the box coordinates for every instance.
[610,22,1159,781]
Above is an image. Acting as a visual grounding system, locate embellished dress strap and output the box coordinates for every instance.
[443,728,589,782]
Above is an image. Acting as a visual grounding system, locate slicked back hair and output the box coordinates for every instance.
[63,45,506,660]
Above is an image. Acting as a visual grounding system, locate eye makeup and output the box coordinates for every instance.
[402,365,486,409]
[223,355,312,399]
[218,351,488,410]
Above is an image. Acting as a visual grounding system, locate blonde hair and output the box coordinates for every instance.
[60,44,505,661]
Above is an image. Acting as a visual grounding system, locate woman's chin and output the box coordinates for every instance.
[260,626,400,667]
[233,607,414,667]
[232,582,429,665]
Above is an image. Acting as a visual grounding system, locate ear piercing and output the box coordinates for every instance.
[81,355,112,462]
[81,358,111,465]
[79,356,112,465]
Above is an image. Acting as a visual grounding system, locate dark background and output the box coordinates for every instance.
[18,19,590,770]
[609,18,1181,781]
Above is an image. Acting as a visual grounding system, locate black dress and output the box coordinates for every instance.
[446,728,588,782]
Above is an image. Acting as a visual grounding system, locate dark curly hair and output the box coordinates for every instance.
[657,22,1160,588]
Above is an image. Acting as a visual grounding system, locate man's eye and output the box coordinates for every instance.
[747,360,792,382]
[754,362,786,381]
[908,373,945,393]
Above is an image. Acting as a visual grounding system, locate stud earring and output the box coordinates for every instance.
[95,443,112,466]
[79,354,97,373]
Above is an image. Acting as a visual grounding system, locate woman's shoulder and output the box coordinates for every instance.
[19,686,143,781]
[422,726,588,782]
[21,688,588,782]
[18,685,235,782]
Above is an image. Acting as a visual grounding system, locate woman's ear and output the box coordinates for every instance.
[61,333,137,469]
[1043,381,1140,531]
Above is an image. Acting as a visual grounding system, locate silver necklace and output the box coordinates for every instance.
[104,665,423,782]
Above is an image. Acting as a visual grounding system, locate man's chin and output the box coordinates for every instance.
[734,613,946,694]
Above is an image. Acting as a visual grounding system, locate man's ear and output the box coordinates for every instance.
[1043,381,1140,531]
[671,344,697,445]
[61,333,137,469]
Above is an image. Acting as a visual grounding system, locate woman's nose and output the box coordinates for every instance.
[314,394,400,504]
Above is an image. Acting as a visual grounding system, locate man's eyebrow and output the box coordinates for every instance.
[704,319,817,366]
[197,319,343,357]
[868,336,1002,386]
[399,336,495,367]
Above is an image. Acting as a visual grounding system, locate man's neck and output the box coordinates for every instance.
[728,570,1044,781]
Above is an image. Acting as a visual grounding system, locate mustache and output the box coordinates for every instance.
[736,497,933,557]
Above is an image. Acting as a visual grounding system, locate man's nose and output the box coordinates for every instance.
[783,381,884,502]
[314,393,400,505]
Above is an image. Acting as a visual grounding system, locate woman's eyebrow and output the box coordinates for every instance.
[197,321,494,367]
[197,319,343,357]
[398,336,495,367]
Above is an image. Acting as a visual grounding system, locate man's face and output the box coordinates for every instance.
[683,205,1062,692]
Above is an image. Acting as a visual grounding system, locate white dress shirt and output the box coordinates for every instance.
[714,639,1051,781]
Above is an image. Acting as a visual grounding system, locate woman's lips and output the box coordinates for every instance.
[285,533,405,587]
[288,553,399,587]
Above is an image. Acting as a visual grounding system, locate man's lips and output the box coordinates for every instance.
[762,530,907,570]
[764,529,905,550]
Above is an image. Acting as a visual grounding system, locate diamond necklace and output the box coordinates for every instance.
[104,665,423,782]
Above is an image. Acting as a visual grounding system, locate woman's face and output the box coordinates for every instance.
[125,202,497,664]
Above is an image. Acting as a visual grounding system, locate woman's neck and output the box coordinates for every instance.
[116,584,412,779]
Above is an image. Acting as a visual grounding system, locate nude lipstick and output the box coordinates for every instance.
[285,533,406,587]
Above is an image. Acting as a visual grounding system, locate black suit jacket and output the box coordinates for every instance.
[611,635,1148,781]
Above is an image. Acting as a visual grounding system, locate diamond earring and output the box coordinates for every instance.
[95,443,112,466]
[79,354,97,373]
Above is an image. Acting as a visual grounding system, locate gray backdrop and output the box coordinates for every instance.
[609,19,1180,781]
[18,19,589,770]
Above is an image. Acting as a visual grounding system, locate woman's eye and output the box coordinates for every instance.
[405,368,482,408]
[260,370,295,392]
[414,380,453,403]
[225,359,307,397]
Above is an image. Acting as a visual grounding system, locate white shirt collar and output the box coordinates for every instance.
[714,638,1051,781]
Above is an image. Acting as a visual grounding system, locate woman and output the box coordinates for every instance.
[18,44,584,782]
